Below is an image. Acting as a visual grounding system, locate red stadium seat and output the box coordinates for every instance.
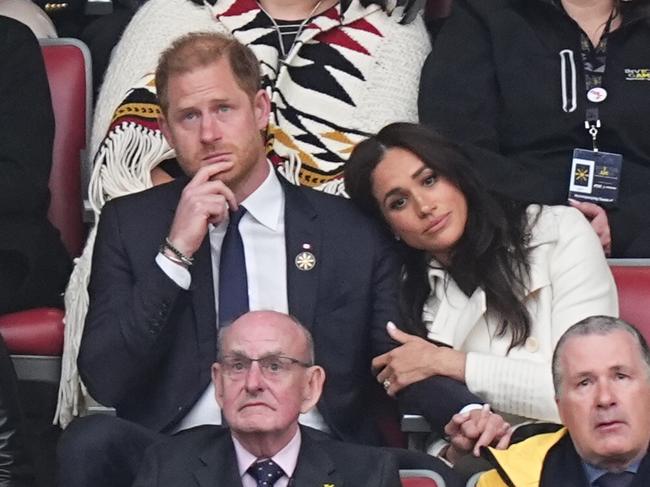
[0,38,91,383]
[43,38,90,258]
[609,260,650,342]
[401,469,446,487]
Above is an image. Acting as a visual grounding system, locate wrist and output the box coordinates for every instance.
[444,348,466,382]
[435,347,467,382]
[442,443,465,465]
[160,237,194,267]
[456,349,467,382]
[160,246,188,268]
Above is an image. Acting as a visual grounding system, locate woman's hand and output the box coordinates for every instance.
[443,405,512,463]
[568,199,611,256]
[373,322,466,396]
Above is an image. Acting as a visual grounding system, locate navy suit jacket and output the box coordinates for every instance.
[79,173,481,442]
[132,425,401,487]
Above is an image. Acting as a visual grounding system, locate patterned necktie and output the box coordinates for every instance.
[595,471,635,487]
[247,459,285,487]
[218,207,249,325]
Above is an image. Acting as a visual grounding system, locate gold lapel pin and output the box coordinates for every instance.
[295,245,316,271]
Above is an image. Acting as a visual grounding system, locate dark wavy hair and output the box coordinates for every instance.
[345,123,536,350]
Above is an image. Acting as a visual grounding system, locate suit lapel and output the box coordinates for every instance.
[282,179,320,330]
[190,234,217,380]
[292,431,341,487]
[193,434,243,487]
[166,176,218,379]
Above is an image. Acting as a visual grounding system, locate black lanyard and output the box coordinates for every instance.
[579,12,616,151]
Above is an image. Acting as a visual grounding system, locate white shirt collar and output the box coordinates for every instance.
[239,163,284,232]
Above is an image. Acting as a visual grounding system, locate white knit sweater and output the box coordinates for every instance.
[56,0,431,426]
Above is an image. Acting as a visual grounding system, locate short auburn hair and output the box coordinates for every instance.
[155,32,261,115]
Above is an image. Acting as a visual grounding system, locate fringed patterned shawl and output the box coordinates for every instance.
[56,0,430,426]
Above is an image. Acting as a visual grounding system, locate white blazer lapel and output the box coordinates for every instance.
[424,268,487,348]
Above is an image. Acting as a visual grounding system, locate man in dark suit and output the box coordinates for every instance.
[57,31,476,487]
[477,316,650,487]
[133,310,401,487]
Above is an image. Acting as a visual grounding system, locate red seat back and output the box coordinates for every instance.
[400,469,444,487]
[401,480,439,487]
[610,263,650,342]
[0,308,64,355]
[0,40,92,358]
[40,38,91,258]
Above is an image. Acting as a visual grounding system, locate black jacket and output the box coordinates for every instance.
[132,425,401,487]
[0,16,71,313]
[540,433,650,487]
[419,0,650,256]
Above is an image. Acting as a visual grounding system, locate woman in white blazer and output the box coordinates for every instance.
[344,123,618,432]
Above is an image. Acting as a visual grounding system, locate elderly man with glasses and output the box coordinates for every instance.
[133,310,402,487]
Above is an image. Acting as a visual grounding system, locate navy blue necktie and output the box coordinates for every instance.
[248,459,285,487]
[595,472,635,487]
[218,207,249,325]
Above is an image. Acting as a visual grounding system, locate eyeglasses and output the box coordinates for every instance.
[219,354,311,380]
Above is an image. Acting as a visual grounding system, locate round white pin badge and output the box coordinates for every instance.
[587,87,608,103]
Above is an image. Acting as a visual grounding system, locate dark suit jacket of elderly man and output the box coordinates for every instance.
[132,425,402,487]
[78,173,480,443]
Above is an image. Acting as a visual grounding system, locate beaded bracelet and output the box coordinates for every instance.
[160,237,194,266]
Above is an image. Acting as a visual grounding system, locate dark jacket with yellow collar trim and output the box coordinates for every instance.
[478,427,650,487]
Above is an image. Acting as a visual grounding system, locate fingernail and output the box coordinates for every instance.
[387,321,396,331]
[567,198,579,205]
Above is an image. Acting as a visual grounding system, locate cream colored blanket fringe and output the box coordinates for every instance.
[55,125,173,427]
[277,153,348,197]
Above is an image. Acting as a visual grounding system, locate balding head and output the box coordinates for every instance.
[212,311,324,457]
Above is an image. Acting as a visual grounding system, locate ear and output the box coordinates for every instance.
[300,365,325,414]
[252,89,271,131]
[158,114,174,148]
[555,396,565,424]
[212,362,225,409]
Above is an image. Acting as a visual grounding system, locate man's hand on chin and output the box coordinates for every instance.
[167,162,237,258]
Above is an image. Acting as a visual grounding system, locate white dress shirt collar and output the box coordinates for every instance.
[209,163,284,234]
[239,163,284,232]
